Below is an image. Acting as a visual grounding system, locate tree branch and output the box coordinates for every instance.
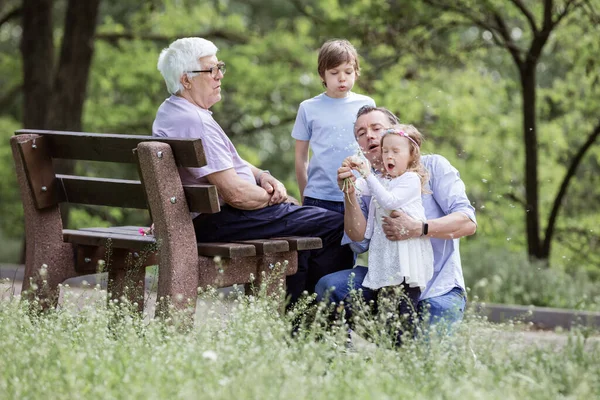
[289,0,326,24]
[542,0,554,32]
[508,0,538,33]
[492,12,525,68]
[542,119,600,255]
[553,0,586,26]
[425,0,524,66]
[0,6,21,28]
[582,0,600,23]
[526,0,556,65]
[503,192,526,207]
[95,29,249,45]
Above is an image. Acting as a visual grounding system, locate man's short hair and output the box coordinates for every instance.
[317,39,361,83]
[356,105,400,125]
[157,37,218,95]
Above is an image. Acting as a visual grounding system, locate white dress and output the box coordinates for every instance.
[355,172,434,291]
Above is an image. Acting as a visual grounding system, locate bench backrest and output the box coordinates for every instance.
[13,129,220,214]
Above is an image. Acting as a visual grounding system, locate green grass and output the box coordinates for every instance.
[0,229,21,264]
[462,240,600,311]
[1,281,600,399]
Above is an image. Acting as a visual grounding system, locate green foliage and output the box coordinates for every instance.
[1,0,599,279]
[0,117,24,239]
[463,239,600,311]
[0,288,600,398]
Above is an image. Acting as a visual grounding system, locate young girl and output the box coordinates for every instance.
[345,124,434,318]
[292,39,375,213]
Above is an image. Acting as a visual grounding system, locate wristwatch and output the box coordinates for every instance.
[422,222,429,236]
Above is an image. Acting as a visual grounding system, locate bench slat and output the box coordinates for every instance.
[68,227,258,258]
[15,130,207,167]
[274,236,323,251]
[53,175,220,213]
[197,243,257,258]
[63,229,155,250]
[57,175,148,209]
[232,239,289,255]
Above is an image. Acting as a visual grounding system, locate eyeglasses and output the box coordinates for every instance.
[186,62,226,78]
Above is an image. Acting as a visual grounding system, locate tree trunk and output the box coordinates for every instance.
[19,0,101,253]
[47,0,102,228]
[520,64,542,259]
[542,121,600,258]
[46,0,101,131]
[19,0,54,264]
[20,0,54,129]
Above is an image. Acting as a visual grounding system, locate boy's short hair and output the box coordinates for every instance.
[317,39,361,80]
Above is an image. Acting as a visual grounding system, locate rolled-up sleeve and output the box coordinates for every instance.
[341,195,371,254]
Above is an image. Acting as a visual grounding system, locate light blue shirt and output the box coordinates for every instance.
[342,154,477,300]
[292,92,376,201]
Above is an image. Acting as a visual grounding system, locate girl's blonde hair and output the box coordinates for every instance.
[380,124,430,194]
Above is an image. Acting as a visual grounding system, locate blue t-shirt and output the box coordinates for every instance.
[292,92,376,202]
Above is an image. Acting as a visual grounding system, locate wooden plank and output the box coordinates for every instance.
[232,239,289,255]
[56,175,148,209]
[197,242,256,258]
[184,184,221,214]
[94,226,148,234]
[15,129,206,167]
[53,175,220,213]
[274,236,323,251]
[17,136,60,209]
[78,226,151,236]
[63,229,156,250]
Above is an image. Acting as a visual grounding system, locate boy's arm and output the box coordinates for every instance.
[295,140,310,203]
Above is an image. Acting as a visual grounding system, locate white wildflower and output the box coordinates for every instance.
[202,350,218,361]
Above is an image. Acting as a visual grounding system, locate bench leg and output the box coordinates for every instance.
[107,251,146,314]
[247,251,298,311]
[155,256,199,325]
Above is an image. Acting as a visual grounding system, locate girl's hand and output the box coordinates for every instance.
[348,155,371,178]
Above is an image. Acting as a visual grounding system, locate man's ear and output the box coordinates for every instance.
[180,74,192,90]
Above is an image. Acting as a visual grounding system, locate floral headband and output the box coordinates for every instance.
[383,128,420,149]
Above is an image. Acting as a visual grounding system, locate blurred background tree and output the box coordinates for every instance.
[1,0,598,285]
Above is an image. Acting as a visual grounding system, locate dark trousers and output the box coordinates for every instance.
[303,197,356,266]
[193,203,354,304]
[377,282,421,346]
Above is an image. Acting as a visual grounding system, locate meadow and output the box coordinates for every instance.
[1,279,599,400]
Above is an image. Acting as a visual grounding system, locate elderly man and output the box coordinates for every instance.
[316,105,477,327]
[152,37,353,303]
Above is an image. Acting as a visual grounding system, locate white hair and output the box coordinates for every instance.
[157,37,218,95]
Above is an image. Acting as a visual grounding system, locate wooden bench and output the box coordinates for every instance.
[10,129,322,317]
